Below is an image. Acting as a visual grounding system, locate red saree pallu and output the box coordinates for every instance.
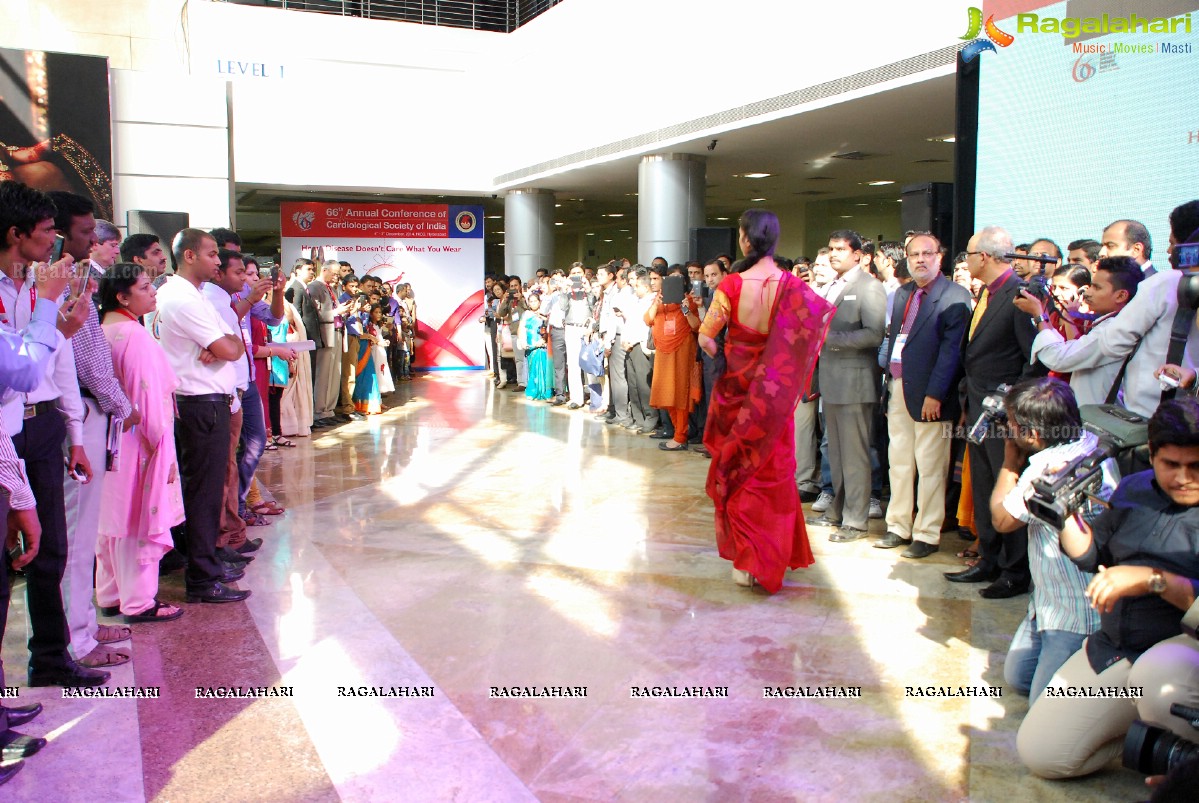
[703,273,834,593]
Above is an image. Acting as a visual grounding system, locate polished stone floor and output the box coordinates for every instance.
[2,374,1151,801]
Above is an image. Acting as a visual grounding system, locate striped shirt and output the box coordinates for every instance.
[1003,431,1118,635]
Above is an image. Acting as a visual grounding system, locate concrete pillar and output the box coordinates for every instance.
[637,154,705,266]
[504,188,555,279]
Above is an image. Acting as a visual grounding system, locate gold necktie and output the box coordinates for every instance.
[968,288,989,341]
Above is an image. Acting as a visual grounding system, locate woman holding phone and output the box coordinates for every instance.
[646,267,700,451]
[698,210,835,592]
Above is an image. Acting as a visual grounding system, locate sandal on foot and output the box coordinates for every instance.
[96,624,131,644]
[262,441,278,451]
[252,502,285,515]
[78,645,130,668]
[273,436,296,448]
[956,548,979,559]
[125,600,184,623]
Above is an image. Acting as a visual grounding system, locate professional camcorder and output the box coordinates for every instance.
[1123,704,1199,776]
[1026,445,1111,531]
[966,384,1012,445]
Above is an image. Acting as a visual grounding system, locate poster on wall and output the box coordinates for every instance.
[0,47,113,220]
[280,202,485,370]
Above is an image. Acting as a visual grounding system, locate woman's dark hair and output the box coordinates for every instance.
[1052,263,1091,288]
[1149,397,1199,454]
[98,262,146,315]
[736,209,780,272]
[1004,377,1082,448]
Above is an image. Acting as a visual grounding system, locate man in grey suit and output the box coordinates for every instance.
[300,260,346,427]
[808,230,887,542]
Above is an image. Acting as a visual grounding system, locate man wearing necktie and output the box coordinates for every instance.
[946,226,1043,597]
[875,234,972,559]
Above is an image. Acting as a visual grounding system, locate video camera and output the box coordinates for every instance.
[1025,445,1112,531]
[1124,704,1199,776]
[966,383,1012,445]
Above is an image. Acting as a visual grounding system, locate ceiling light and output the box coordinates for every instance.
[554,222,564,226]
[603,239,613,243]
[495,231,505,235]
[605,213,624,218]
[715,217,729,221]
[585,232,595,236]
[618,229,630,232]
[856,203,869,207]
[737,172,772,179]
[750,197,767,202]
[927,135,956,143]
[624,192,638,197]
[865,180,895,186]
[839,215,852,219]
[555,204,562,208]
[485,215,501,219]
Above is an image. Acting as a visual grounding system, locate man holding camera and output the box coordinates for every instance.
[1016,256,1144,406]
[1017,397,1199,780]
[946,226,1043,598]
[988,378,1114,701]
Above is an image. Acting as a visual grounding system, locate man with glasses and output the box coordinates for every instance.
[946,226,1042,597]
[875,234,972,559]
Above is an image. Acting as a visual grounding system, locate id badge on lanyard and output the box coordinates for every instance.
[890,333,908,366]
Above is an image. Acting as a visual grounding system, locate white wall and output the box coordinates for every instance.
[111,69,231,231]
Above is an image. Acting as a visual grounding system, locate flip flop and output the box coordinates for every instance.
[273,436,297,448]
[956,549,979,559]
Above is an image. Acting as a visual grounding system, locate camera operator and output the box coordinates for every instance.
[988,378,1117,700]
[1018,256,1144,405]
[1017,397,1199,779]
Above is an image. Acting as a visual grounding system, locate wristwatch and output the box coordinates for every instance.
[1033,315,1050,325]
[1148,569,1168,595]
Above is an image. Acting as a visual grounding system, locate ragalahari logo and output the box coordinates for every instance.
[960,6,1015,62]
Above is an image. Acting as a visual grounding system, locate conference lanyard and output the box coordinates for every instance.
[0,285,37,328]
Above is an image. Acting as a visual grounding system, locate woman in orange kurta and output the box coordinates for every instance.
[646,276,700,450]
[699,210,835,592]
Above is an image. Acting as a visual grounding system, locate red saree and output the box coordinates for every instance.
[702,272,835,593]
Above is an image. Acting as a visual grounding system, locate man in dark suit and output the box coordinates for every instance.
[300,260,343,427]
[875,234,972,559]
[946,226,1043,597]
[808,230,887,542]
[285,258,314,306]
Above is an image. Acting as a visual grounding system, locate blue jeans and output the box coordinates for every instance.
[1004,616,1088,701]
[819,416,833,495]
[237,382,268,513]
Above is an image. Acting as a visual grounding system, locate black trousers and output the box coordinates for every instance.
[175,398,232,592]
[627,346,658,430]
[12,410,72,672]
[968,413,1030,584]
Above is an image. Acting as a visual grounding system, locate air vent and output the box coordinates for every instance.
[794,190,831,196]
[805,176,835,181]
[830,151,873,161]
[912,158,948,163]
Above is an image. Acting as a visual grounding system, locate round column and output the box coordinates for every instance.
[637,154,705,266]
[504,188,555,280]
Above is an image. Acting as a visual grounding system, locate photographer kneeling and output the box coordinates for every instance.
[1017,398,1199,779]
[990,378,1116,701]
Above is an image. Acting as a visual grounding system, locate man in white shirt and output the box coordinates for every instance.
[89,219,120,274]
[1018,257,1144,406]
[0,182,107,688]
[623,269,659,433]
[603,267,637,427]
[154,228,250,605]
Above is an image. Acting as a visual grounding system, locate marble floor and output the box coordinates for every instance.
[2,373,1152,802]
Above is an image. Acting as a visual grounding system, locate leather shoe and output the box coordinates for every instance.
[944,564,999,583]
[648,430,671,439]
[979,577,1030,599]
[902,541,939,559]
[874,531,912,549]
[805,514,841,528]
[218,547,251,565]
[829,526,868,543]
[348,412,366,420]
[186,582,252,604]
[0,729,46,761]
[28,661,109,688]
[1,703,42,728]
[97,604,122,617]
[0,760,21,786]
[236,538,263,554]
[551,397,567,406]
[567,402,582,410]
[220,566,245,583]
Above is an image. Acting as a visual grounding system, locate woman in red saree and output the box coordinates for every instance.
[699,210,835,592]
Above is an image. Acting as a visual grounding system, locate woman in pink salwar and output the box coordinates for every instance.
[96,264,185,622]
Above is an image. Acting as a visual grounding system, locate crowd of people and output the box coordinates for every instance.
[483,203,1199,788]
[0,179,422,784]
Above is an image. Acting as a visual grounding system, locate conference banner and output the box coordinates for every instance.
[280,202,485,370]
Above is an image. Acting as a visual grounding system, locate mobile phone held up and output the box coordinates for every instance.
[51,233,64,263]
